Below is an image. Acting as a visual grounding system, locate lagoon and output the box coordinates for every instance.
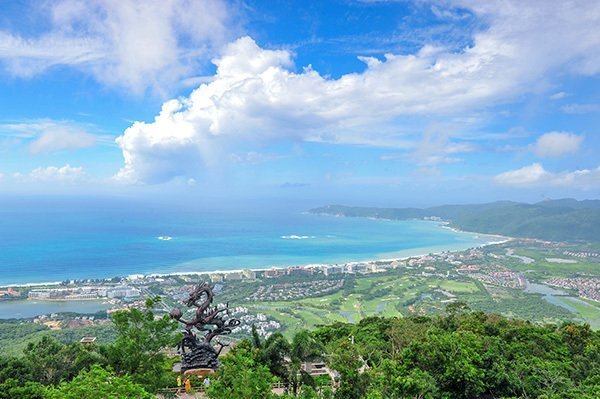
[0,299,110,319]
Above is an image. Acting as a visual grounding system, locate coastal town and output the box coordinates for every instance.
[1,239,599,339]
[545,277,600,302]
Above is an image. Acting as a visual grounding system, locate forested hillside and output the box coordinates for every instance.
[1,300,598,398]
[310,199,600,241]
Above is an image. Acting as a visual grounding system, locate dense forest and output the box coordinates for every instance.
[0,299,598,398]
[310,199,600,242]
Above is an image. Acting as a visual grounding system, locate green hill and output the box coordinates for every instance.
[2,307,599,399]
[309,199,600,241]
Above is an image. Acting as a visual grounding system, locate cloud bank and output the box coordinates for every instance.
[114,0,600,184]
[29,165,87,183]
[495,163,600,189]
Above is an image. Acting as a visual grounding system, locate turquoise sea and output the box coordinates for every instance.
[0,197,494,286]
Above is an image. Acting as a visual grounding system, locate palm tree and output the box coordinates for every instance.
[288,330,324,395]
[251,325,324,395]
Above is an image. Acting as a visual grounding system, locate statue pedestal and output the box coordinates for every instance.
[181,342,219,371]
[182,368,214,393]
[183,368,215,378]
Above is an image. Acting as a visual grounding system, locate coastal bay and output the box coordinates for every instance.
[0,200,496,286]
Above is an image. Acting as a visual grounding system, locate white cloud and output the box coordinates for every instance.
[561,103,600,114]
[382,130,476,171]
[413,131,476,167]
[494,163,549,186]
[549,91,569,100]
[0,120,104,153]
[30,128,96,154]
[229,151,283,165]
[533,131,583,158]
[495,163,600,189]
[115,0,600,183]
[0,0,233,93]
[29,164,87,182]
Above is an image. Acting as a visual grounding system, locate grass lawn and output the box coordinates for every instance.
[245,254,600,338]
[560,297,600,329]
[531,261,599,276]
[436,280,480,293]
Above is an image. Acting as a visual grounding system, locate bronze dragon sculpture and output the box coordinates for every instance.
[170,282,240,370]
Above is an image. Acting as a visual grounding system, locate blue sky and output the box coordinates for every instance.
[0,0,598,206]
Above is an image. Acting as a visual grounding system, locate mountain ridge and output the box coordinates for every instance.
[309,199,600,242]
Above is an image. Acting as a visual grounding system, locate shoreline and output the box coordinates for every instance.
[142,221,511,280]
[2,226,512,290]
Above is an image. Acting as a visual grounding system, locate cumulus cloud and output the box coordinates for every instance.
[0,0,233,93]
[115,0,600,183]
[29,164,87,182]
[533,131,583,158]
[494,163,600,189]
[494,163,549,186]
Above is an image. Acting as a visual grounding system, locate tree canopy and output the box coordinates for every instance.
[1,301,598,399]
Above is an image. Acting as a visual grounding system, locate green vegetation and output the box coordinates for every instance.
[238,267,597,338]
[214,306,600,399]
[560,298,600,329]
[204,239,600,343]
[46,365,153,399]
[310,199,600,241]
[0,297,178,398]
[1,295,599,398]
[206,343,274,399]
[0,322,117,357]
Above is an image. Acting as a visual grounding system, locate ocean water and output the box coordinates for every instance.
[0,197,494,286]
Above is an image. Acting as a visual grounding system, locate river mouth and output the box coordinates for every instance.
[525,282,579,313]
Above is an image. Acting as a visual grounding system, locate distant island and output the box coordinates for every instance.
[309,198,600,242]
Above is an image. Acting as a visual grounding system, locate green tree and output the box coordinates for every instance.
[0,379,46,399]
[404,330,486,398]
[23,336,102,386]
[256,330,291,383]
[367,359,438,399]
[100,297,178,392]
[0,356,35,386]
[206,341,274,399]
[288,330,325,395]
[328,340,369,399]
[514,357,574,398]
[0,355,46,398]
[46,365,152,399]
[252,327,325,395]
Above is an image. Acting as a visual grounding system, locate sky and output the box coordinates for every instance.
[0,0,599,207]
